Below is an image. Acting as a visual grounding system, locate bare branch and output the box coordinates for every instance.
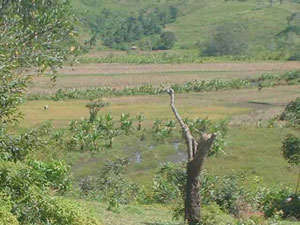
[164,87,197,161]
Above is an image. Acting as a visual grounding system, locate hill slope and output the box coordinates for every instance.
[72,0,300,57]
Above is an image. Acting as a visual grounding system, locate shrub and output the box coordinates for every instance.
[86,99,109,122]
[0,192,19,225]
[152,164,267,218]
[280,70,300,84]
[282,135,300,165]
[13,193,102,225]
[152,162,186,204]
[79,158,142,208]
[160,31,176,49]
[35,197,102,225]
[280,97,300,127]
[151,119,177,142]
[0,161,42,201]
[261,187,300,219]
[0,209,19,225]
[29,160,72,192]
[200,203,237,225]
[0,123,52,162]
[202,22,248,56]
[0,160,100,224]
[288,52,300,61]
[120,113,134,134]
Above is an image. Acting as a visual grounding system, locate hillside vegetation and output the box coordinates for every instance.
[72,0,300,59]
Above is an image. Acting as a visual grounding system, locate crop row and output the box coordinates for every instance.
[26,71,300,101]
[78,50,290,65]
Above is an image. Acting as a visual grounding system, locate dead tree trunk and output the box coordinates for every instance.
[165,88,216,225]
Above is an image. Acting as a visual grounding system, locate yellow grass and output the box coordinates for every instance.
[19,94,250,128]
[19,84,300,129]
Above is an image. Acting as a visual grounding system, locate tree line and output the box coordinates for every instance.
[85,5,178,50]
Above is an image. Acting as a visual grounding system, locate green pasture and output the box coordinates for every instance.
[72,198,300,225]
[19,84,300,189]
[19,62,300,224]
[72,0,300,56]
[66,125,299,189]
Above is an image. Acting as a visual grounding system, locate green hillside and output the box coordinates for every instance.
[72,0,300,58]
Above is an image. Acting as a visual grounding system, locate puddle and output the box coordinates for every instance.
[134,152,142,164]
[149,144,155,150]
[172,141,181,151]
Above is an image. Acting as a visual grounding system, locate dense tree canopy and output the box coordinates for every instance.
[0,1,101,224]
[0,0,75,124]
[85,5,178,49]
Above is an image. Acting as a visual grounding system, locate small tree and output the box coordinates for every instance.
[282,135,300,194]
[164,88,216,225]
[203,22,248,56]
[160,31,177,50]
[86,99,109,122]
[280,97,300,127]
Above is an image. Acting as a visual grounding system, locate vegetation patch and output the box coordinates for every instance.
[26,71,300,101]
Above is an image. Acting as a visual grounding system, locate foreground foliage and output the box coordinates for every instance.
[0,0,102,224]
[152,162,300,222]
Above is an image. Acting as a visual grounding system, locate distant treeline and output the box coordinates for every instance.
[85,6,178,50]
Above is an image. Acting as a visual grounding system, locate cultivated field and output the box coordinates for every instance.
[19,61,300,224]
[29,61,300,93]
[4,1,300,224]
[21,62,300,184]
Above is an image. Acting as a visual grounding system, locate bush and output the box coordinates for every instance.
[160,31,176,49]
[288,52,300,61]
[200,203,237,225]
[0,192,19,225]
[0,161,42,201]
[202,22,248,56]
[282,135,300,165]
[29,160,72,192]
[280,70,300,84]
[152,163,255,213]
[280,97,300,127]
[0,209,19,225]
[261,187,300,219]
[0,161,97,224]
[35,197,102,225]
[0,123,52,162]
[79,158,142,208]
[12,193,102,225]
[152,162,186,204]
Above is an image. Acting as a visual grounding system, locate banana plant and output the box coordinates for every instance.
[120,113,134,134]
[165,120,176,135]
[152,119,163,133]
[136,113,145,131]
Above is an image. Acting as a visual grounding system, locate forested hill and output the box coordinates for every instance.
[72,0,300,58]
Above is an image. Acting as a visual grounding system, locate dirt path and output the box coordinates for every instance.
[58,62,300,75]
